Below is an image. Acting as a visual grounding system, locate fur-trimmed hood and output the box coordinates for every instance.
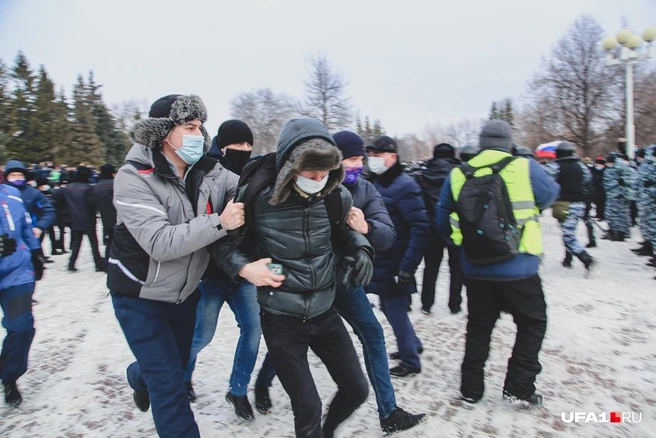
[129,95,211,152]
[270,118,344,206]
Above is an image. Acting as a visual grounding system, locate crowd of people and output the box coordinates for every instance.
[1,92,654,438]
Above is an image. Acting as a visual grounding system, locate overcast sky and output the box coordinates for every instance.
[1,0,654,138]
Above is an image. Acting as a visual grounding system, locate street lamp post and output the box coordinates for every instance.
[602,27,656,160]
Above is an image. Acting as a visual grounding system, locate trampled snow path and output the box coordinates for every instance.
[1,215,654,438]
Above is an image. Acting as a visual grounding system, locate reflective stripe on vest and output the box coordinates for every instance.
[449,150,542,256]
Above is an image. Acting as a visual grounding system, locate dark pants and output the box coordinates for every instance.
[39,227,58,253]
[461,275,547,400]
[0,283,35,383]
[112,292,200,438]
[380,295,422,369]
[261,308,368,438]
[256,285,396,420]
[69,229,102,268]
[593,195,605,220]
[421,234,463,312]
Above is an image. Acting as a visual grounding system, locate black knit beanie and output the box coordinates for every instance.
[333,130,365,159]
[433,143,456,159]
[216,120,254,149]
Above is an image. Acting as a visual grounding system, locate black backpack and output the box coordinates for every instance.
[455,156,520,265]
[230,152,343,247]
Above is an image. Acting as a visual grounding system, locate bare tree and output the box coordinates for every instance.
[443,119,483,149]
[230,88,300,155]
[303,54,351,130]
[397,133,431,163]
[111,99,148,134]
[525,15,622,156]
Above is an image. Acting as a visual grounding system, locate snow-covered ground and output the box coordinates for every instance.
[1,215,654,438]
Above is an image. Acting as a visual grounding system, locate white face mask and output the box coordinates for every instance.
[367,156,389,174]
[296,174,329,194]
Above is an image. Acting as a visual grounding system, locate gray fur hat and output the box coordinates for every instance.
[129,94,211,151]
[479,120,513,151]
[270,138,344,206]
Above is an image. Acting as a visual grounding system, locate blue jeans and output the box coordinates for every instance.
[184,277,261,397]
[256,286,397,420]
[112,292,200,438]
[380,295,422,370]
[0,283,35,382]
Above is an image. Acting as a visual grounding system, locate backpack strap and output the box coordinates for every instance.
[459,156,518,179]
[324,188,343,229]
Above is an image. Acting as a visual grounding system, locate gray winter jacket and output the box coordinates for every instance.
[107,144,238,303]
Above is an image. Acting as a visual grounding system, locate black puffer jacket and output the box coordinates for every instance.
[214,118,373,320]
[92,178,117,230]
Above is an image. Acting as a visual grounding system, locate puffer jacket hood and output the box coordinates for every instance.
[270,118,343,206]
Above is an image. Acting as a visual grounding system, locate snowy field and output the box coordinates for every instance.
[1,214,654,438]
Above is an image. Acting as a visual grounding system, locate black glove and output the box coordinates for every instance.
[0,233,18,258]
[31,248,46,281]
[342,249,373,287]
[618,178,625,187]
[396,270,416,288]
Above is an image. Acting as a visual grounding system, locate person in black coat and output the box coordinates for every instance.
[415,143,464,314]
[591,156,606,220]
[62,166,103,272]
[92,164,117,267]
[52,179,71,254]
[364,136,430,378]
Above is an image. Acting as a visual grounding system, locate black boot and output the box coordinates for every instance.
[3,380,22,408]
[254,385,272,414]
[380,406,426,434]
[225,391,255,420]
[133,390,150,412]
[610,231,626,241]
[502,389,544,408]
[577,251,595,271]
[635,242,653,257]
[602,229,614,240]
[631,241,648,253]
[562,251,573,268]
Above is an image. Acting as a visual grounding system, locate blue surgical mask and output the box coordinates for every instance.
[296,174,329,194]
[367,156,388,175]
[169,134,204,165]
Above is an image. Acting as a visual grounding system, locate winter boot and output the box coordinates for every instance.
[577,251,595,271]
[254,385,272,414]
[635,241,653,257]
[610,231,626,241]
[133,390,150,412]
[3,380,22,408]
[562,251,573,268]
[225,391,255,420]
[601,229,614,240]
[380,406,426,434]
[502,389,544,408]
[631,241,648,253]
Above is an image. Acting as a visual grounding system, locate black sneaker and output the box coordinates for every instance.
[3,380,22,408]
[225,391,254,420]
[420,307,431,315]
[133,390,150,412]
[586,241,597,248]
[380,406,426,434]
[186,381,196,402]
[502,389,543,408]
[577,251,595,271]
[68,266,78,272]
[389,346,424,360]
[389,364,421,378]
[254,385,272,414]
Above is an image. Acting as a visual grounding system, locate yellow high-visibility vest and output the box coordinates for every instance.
[449,150,542,256]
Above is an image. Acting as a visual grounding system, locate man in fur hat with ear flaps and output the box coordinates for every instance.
[213,117,374,438]
[107,94,244,438]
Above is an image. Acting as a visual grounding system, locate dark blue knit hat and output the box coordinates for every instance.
[332,130,365,159]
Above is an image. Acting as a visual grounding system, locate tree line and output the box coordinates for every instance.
[0,52,132,166]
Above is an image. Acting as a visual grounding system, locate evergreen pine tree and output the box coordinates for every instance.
[489,102,499,120]
[373,119,384,136]
[5,52,37,161]
[31,65,58,162]
[0,59,11,163]
[504,99,515,127]
[87,71,128,165]
[66,74,103,165]
[51,87,73,165]
[364,116,371,138]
